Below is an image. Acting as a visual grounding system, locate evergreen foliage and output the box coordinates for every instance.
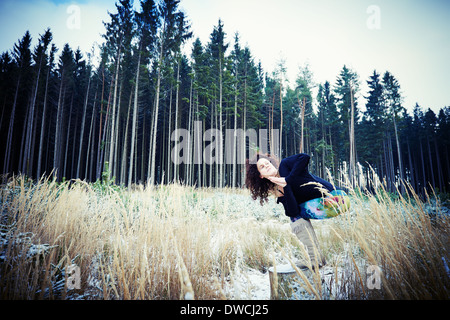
[0,0,448,196]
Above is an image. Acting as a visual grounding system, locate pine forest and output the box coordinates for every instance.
[1,0,450,301]
[1,0,449,197]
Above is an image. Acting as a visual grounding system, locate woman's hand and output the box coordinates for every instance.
[267,176,287,187]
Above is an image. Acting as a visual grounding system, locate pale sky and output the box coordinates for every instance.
[1,0,449,114]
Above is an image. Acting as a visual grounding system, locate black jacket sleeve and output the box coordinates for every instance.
[276,154,310,218]
[279,153,311,187]
[310,173,335,191]
[276,184,300,217]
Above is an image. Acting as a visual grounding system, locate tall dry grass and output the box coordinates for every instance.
[0,175,289,299]
[310,179,450,299]
[0,174,448,300]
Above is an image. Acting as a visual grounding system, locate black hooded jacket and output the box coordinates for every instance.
[276,153,335,218]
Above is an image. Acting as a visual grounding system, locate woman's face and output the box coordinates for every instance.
[257,158,277,179]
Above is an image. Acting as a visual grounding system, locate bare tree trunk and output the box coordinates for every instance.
[113,83,123,181]
[218,57,223,188]
[434,138,444,192]
[298,95,305,154]
[147,92,157,183]
[121,89,132,184]
[232,66,238,188]
[19,100,30,174]
[187,76,193,185]
[349,85,356,187]
[108,47,121,181]
[241,78,247,187]
[167,86,173,183]
[140,113,146,183]
[63,96,73,179]
[444,146,450,189]
[128,50,141,188]
[24,58,43,177]
[419,140,426,193]
[149,26,165,186]
[279,82,283,159]
[3,76,21,177]
[388,132,395,192]
[76,73,91,179]
[427,137,436,189]
[29,102,39,176]
[270,92,275,154]
[54,72,66,180]
[37,59,51,179]
[85,87,97,181]
[174,59,181,183]
[71,102,79,179]
[211,101,215,187]
[393,115,404,193]
[406,139,415,190]
[96,70,107,180]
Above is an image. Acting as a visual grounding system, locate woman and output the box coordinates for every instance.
[246,152,339,270]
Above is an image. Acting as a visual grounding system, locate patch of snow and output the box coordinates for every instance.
[223,267,271,300]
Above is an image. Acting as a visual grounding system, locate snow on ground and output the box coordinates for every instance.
[221,264,351,300]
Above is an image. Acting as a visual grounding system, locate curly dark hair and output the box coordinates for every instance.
[245,153,280,205]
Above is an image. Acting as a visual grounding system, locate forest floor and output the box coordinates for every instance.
[1,176,449,300]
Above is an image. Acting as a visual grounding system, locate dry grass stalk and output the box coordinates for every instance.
[0,173,448,300]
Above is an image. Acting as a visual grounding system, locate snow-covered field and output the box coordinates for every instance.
[1,177,449,300]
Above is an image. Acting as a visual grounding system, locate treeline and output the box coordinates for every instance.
[0,0,448,195]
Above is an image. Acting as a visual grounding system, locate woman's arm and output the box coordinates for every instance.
[276,184,300,217]
[267,176,286,187]
[279,153,311,186]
